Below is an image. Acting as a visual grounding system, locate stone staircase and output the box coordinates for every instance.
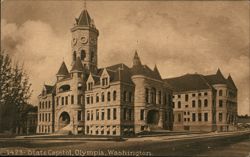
[54,124,72,135]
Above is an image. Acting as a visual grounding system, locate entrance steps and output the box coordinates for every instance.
[54,124,72,135]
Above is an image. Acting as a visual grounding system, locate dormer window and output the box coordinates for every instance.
[42,89,46,96]
[87,82,94,90]
[102,77,109,86]
[59,85,70,92]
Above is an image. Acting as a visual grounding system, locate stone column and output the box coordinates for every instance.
[158,109,164,128]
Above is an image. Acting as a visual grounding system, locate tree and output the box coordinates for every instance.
[0,51,32,133]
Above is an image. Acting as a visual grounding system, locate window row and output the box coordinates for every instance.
[173,99,209,108]
[86,108,117,121]
[86,125,117,135]
[145,88,171,105]
[56,95,83,106]
[174,92,208,99]
[38,125,52,133]
[38,113,51,122]
[123,91,133,103]
[191,113,208,122]
[86,91,117,104]
[39,101,51,109]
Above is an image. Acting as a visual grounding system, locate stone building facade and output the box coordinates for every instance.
[37,8,173,136]
[164,69,238,132]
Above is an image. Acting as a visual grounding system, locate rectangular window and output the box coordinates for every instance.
[192,113,196,122]
[113,108,117,120]
[87,97,90,104]
[61,97,64,105]
[107,109,111,120]
[140,109,144,120]
[198,113,202,121]
[192,100,196,108]
[65,96,68,105]
[78,111,81,121]
[145,88,149,103]
[56,98,59,106]
[219,113,223,122]
[204,92,208,96]
[178,95,181,98]
[87,112,90,121]
[185,94,188,101]
[123,108,127,120]
[204,113,208,121]
[101,110,105,120]
[219,100,223,107]
[96,109,99,120]
[71,95,74,104]
[128,109,132,121]
[192,93,196,97]
[91,111,93,120]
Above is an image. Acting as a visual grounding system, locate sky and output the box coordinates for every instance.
[1,0,249,115]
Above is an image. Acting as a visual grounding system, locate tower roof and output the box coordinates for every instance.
[227,74,237,90]
[154,64,162,79]
[75,9,92,27]
[133,50,142,67]
[71,57,84,72]
[56,61,69,76]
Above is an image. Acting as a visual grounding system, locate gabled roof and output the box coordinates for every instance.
[204,68,227,85]
[131,64,162,80]
[75,9,92,26]
[164,74,212,92]
[71,57,84,72]
[154,65,162,79]
[227,74,237,90]
[95,63,133,85]
[44,85,54,94]
[56,61,69,76]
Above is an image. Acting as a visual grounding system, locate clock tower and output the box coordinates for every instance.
[71,9,99,73]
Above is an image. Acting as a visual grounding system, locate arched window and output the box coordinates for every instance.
[204,99,208,107]
[113,91,117,101]
[101,92,105,102]
[107,92,111,101]
[219,90,223,96]
[178,101,181,108]
[96,94,99,103]
[151,88,156,104]
[80,50,86,60]
[73,51,76,61]
[158,91,162,104]
[198,99,202,107]
[59,84,70,92]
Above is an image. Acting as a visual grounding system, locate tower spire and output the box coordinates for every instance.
[84,0,87,10]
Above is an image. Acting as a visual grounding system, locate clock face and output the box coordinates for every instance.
[72,38,77,45]
[80,36,88,44]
